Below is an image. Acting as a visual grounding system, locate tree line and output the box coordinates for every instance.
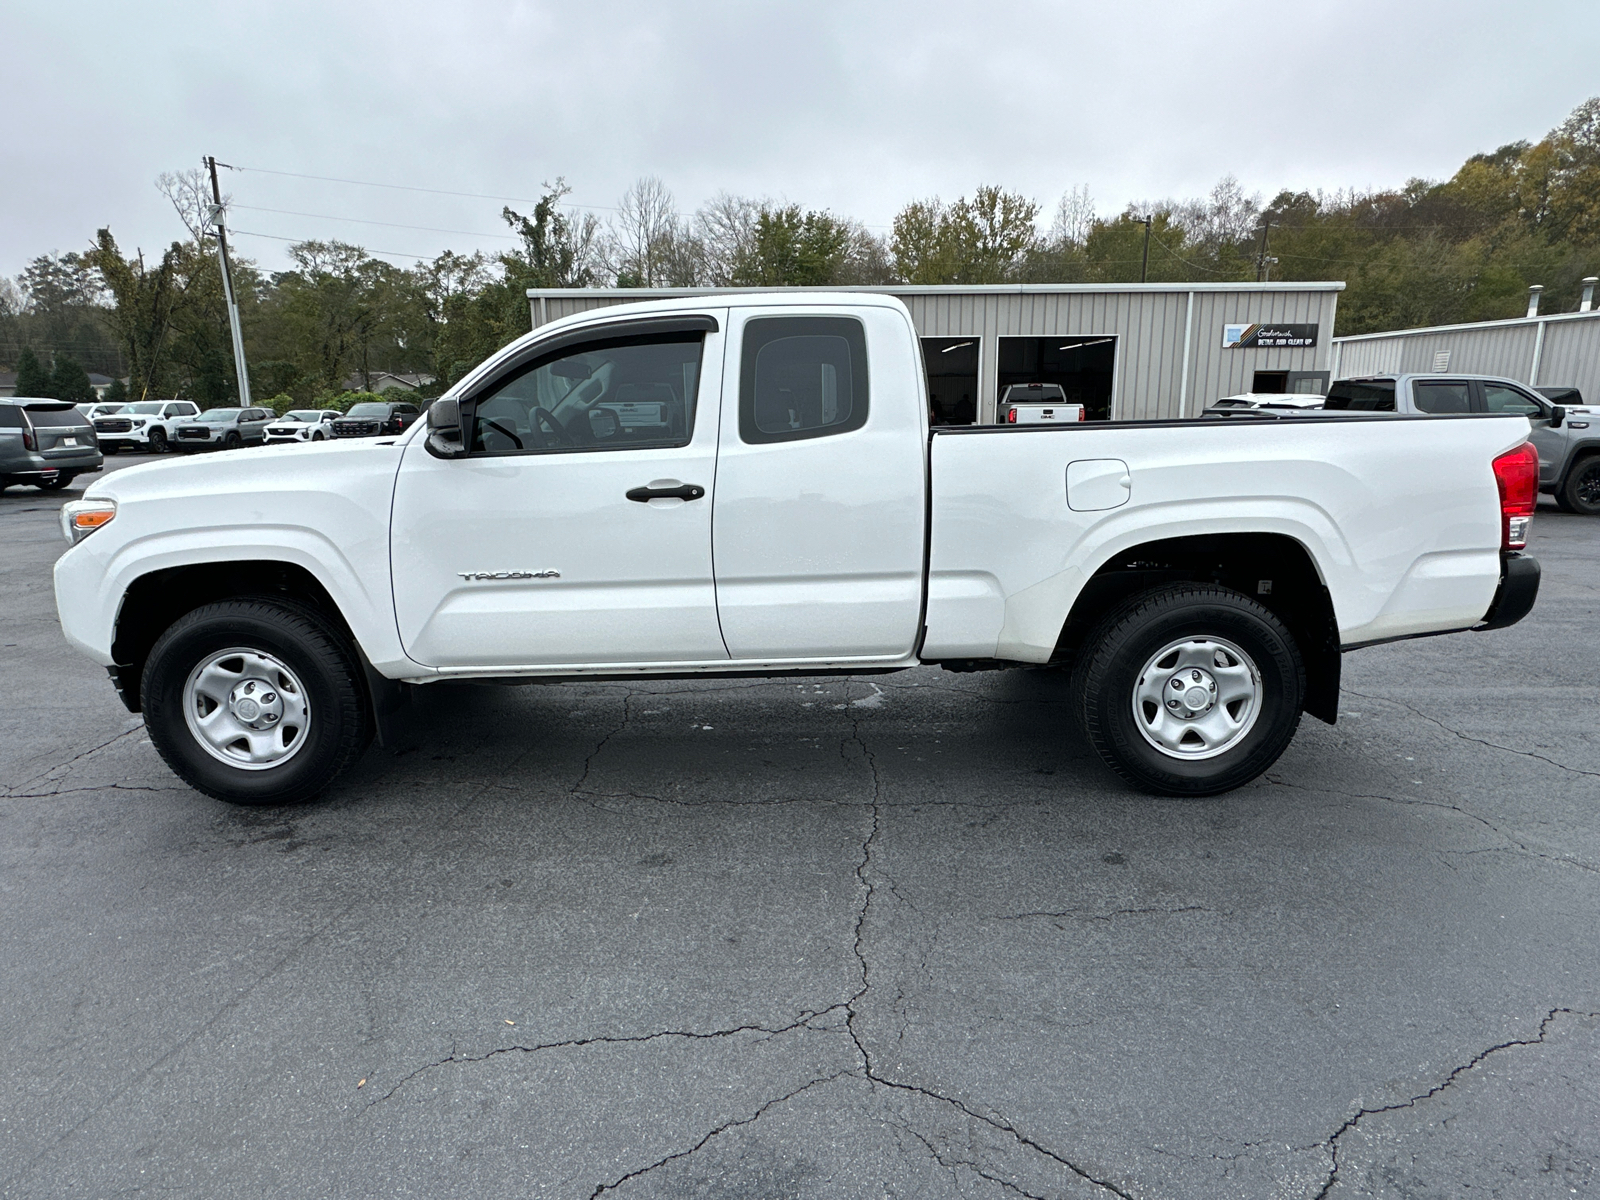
[3,97,1598,407]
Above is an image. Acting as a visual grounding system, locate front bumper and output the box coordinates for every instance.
[1478,552,1540,631]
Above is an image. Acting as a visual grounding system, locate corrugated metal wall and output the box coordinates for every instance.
[1332,311,1600,402]
[528,285,1342,420]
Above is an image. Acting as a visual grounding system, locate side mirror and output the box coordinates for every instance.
[1549,404,1566,429]
[425,396,465,458]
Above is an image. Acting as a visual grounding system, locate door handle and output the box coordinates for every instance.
[626,483,706,502]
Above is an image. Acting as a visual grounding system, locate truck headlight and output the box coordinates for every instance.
[130,419,147,428]
[62,499,117,544]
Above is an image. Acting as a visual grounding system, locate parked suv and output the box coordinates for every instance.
[172,406,273,452]
[1,398,103,492]
[1325,374,1600,515]
[93,399,201,454]
[330,401,420,439]
[264,410,342,444]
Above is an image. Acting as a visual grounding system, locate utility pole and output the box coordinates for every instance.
[1139,215,1152,283]
[206,156,252,407]
[1254,216,1275,283]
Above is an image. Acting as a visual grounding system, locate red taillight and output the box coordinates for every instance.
[1006,409,1018,423]
[1491,441,1539,549]
[1077,407,1086,421]
[21,422,36,451]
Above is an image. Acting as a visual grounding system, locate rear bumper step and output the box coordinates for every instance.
[1478,552,1540,631]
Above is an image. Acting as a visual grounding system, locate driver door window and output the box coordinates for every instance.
[1482,384,1543,417]
[470,334,703,455]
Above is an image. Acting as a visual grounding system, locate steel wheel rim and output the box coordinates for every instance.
[183,646,311,771]
[1132,635,1263,761]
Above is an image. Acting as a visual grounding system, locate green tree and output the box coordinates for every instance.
[49,353,95,402]
[103,377,128,404]
[83,230,183,401]
[731,206,853,285]
[891,187,1039,284]
[14,346,52,396]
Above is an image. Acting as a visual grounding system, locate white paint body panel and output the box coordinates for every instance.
[711,302,927,661]
[922,416,1525,661]
[390,325,729,669]
[53,439,418,675]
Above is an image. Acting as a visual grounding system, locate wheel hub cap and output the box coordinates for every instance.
[1134,637,1263,761]
[183,647,310,771]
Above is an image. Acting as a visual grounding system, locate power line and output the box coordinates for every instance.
[230,228,442,263]
[227,162,897,231]
[232,203,519,241]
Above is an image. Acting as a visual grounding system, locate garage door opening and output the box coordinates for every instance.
[997,336,1116,421]
[921,338,980,426]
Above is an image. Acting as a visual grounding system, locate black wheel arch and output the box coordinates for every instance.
[1054,532,1342,725]
[109,560,416,748]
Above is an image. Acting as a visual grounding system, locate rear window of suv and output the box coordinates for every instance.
[1323,381,1396,411]
[20,405,91,427]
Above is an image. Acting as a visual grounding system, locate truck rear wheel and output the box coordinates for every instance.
[1559,455,1600,516]
[141,599,371,805]
[1073,584,1305,796]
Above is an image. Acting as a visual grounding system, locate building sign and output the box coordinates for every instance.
[1222,323,1318,348]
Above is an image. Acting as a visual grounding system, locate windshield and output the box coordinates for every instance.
[285,410,327,422]
[1323,381,1396,411]
[122,402,165,414]
[196,408,240,422]
[345,403,389,418]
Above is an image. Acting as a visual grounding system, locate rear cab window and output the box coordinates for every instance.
[1323,380,1396,411]
[1412,381,1472,414]
[739,316,869,444]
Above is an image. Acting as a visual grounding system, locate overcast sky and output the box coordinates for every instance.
[5,0,1598,279]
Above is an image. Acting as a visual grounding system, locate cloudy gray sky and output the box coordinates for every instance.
[6,0,1598,277]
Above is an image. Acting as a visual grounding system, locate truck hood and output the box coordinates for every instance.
[82,436,405,507]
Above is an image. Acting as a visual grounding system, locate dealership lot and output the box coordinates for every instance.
[3,457,1598,1198]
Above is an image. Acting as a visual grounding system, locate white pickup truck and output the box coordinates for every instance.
[54,293,1542,806]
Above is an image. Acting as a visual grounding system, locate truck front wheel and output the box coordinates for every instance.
[1073,584,1305,796]
[141,599,371,805]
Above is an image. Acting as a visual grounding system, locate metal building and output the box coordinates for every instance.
[527,282,1344,424]
[1331,306,1600,402]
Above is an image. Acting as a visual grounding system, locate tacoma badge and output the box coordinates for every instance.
[458,570,560,581]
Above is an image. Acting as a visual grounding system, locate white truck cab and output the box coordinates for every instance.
[55,294,1542,807]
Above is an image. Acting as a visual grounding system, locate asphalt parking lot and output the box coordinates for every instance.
[3,454,1598,1200]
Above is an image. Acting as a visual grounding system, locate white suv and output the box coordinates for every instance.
[92,400,201,454]
[264,410,342,444]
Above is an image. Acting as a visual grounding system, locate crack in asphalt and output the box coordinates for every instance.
[837,688,1137,1200]
[1343,689,1600,781]
[3,781,186,800]
[890,1118,1057,1199]
[3,723,144,797]
[367,1006,852,1105]
[992,905,1217,924]
[1309,1006,1600,1199]
[1263,774,1600,877]
[587,1071,853,1198]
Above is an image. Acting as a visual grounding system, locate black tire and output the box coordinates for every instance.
[37,476,71,491]
[101,443,119,456]
[223,431,243,451]
[1560,455,1600,516]
[147,427,169,453]
[141,599,371,805]
[1073,584,1305,796]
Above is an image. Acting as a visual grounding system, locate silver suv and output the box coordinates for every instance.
[1325,374,1600,515]
[1,398,104,492]
[172,406,273,452]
